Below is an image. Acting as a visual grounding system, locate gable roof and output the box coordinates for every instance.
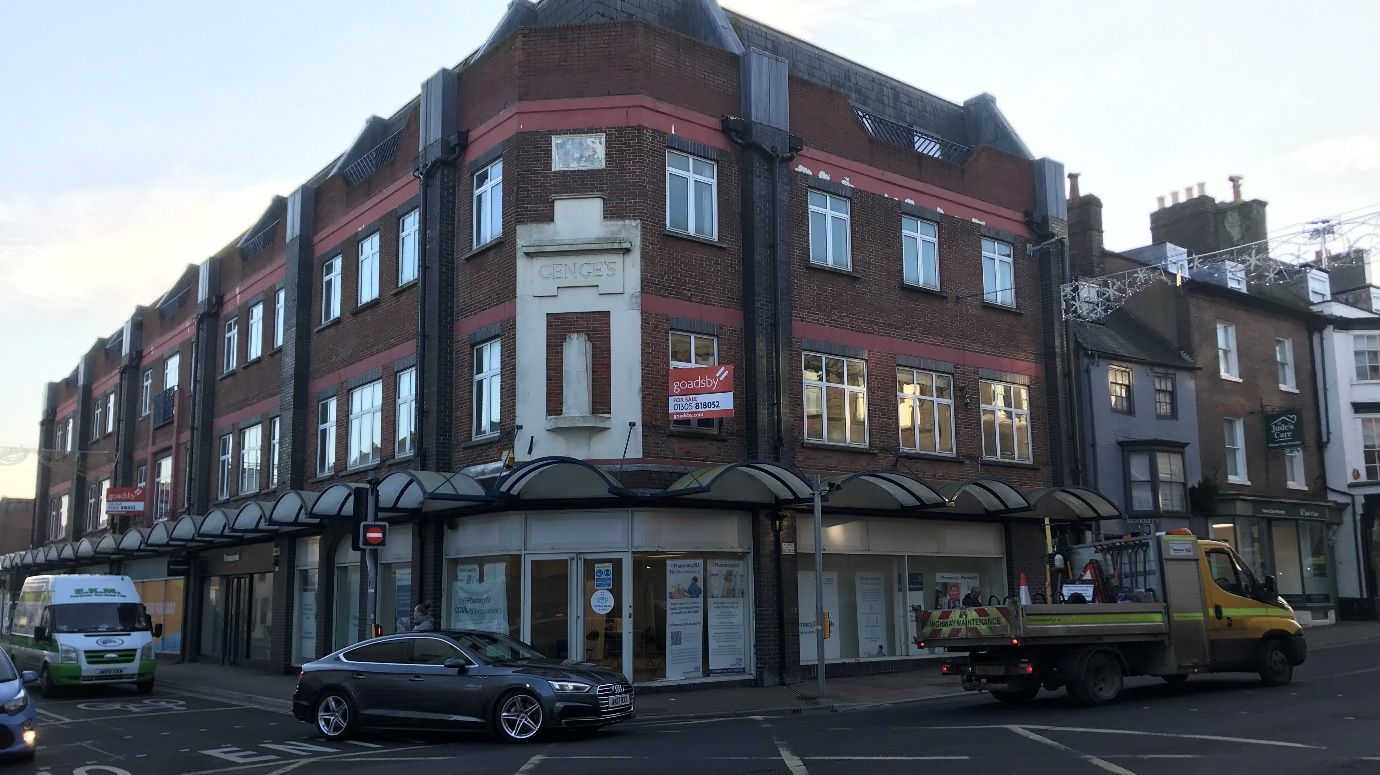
[1074,311,1195,369]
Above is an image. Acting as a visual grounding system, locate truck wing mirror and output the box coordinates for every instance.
[153,623,164,638]
[1263,575,1278,598]
[33,626,48,641]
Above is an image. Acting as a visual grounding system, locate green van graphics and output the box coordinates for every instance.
[8,575,162,696]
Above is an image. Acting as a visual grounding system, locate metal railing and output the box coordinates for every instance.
[853,107,973,165]
[342,129,406,186]
[151,387,176,428]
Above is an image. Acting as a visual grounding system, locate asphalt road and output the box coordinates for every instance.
[21,640,1380,775]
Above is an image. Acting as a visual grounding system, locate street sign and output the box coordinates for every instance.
[668,364,735,420]
[106,487,146,515]
[356,522,388,551]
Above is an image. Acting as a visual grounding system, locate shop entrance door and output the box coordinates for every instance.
[523,554,631,680]
[224,575,251,665]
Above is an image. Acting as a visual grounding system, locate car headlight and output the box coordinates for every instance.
[550,681,591,693]
[140,643,154,660]
[58,645,79,664]
[3,689,28,715]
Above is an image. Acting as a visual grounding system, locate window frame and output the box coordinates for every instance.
[357,232,380,306]
[396,367,416,457]
[802,352,869,448]
[140,369,152,417]
[1126,448,1188,515]
[153,455,172,521]
[807,190,852,270]
[1354,333,1380,382]
[1225,261,1246,291]
[901,216,940,290]
[322,256,342,324]
[247,302,264,361]
[1153,373,1177,419]
[317,397,337,476]
[896,367,955,455]
[1108,365,1134,415]
[164,352,180,392]
[273,287,286,349]
[347,380,383,470]
[665,150,718,240]
[91,397,103,442]
[981,237,1016,307]
[473,159,503,248]
[1275,337,1296,391]
[1224,417,1248,484]
[268,416,281,488]
[239,424,262,494]
[1307,270,1329,303]
[1362,416,1380,481]
[398,209,419,285]
[472,339,502,439]
[1216,322,1240,379]
[1283,445,1305,489]
[105,391,116,435]
[217,433,233,501]
[669,331,720,432]
[979,379,1033,463]
[223,317,238,373]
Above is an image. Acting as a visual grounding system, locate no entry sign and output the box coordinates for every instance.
[357,522,388,550]
[668,364,735,421]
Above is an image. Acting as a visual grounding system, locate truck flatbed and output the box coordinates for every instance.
[918,603,1168,648]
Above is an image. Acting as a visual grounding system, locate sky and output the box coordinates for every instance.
[1,0,1377,498]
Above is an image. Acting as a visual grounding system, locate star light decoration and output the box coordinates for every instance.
[1061,210,1380,321]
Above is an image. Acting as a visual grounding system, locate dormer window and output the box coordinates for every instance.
[1308,270,1329,303]
[1225,262,1246,291]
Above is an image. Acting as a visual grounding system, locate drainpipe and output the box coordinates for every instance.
[1327,485,1367,603]
[411,138,463,472]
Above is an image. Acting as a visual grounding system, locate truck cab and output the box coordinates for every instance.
[1198,538,1305,674]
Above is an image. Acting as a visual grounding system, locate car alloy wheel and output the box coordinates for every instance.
[497,692,544,742]
[316,693,352,740]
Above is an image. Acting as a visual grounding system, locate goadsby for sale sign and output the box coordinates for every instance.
[669,365,735,420]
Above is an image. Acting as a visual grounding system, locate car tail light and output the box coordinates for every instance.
[1023,663,1035,675]
[1010,638,1020,647]
[940,662,953,675]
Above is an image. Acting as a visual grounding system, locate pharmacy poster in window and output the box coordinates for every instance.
[666,559,704,680]
[854,571,887,657]
[450,564,509,634]
[707,559,746,675]
[935,572,981,610]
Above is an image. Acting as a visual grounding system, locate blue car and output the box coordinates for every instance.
[0,651,37,762]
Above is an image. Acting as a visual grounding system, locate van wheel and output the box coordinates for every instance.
[136,680,155,695]
[1258,640,1293,687]
[38,666,58,698]
[1069,653,1123,706]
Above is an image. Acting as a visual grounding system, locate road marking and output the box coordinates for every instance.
[901,724,1323,750]
[344,740,384,748]
[180,743,441,775]
[41,706,247,725]
[804,756,969,761]
[760,719,809,775]
[1310,666,1380,680]
[264,763,306,775]
[37,708,75,723]
[1008,726,1138,775]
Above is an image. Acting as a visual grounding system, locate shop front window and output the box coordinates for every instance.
[380,562,413,635]
[632,552,750,683]
[1271,521,1304,596]
[293,537,320,665]
[445,556,521,638]
[1300,521,1330,597]
[249,572,273,662]
[333,543,360,650]
[200,577,225,659]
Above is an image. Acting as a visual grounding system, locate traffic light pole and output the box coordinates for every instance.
[813,475,826,701]
[364,480,380,640]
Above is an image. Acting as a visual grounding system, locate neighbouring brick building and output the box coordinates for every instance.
[11,0,1104,685]
[1069,177,1341,624]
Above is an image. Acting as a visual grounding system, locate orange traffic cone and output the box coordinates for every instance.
[1018,572,1032,605]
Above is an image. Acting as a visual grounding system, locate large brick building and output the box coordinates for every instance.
[9,0,1094,684]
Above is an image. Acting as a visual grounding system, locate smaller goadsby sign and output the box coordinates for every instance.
[669,365,735,421]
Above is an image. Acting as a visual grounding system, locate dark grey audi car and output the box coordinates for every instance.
[292,630,633,742]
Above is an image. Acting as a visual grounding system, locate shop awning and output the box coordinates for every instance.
[665,462,814,506]
[146,521,177,549]
[824,471,947,515]
[59,542,77,561]
[75,537,101,560]
[939,479,1031,516]
[496,457,628,504]
[269,491,325,526]
[1027,487,1123,521]
[381,470,492,512]
[231,502,281,535]
[196,511,236,541]
[310,485,360,519]
[170,515,221,545]
[116,528,151,555]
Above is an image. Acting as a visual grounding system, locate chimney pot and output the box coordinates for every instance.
[1156,195,1166,210]
[1196,181,1206,197]
[1171,191,1181,205]
[1184,186,1194,201]
[1229,175,1243,201]
[1068,172,1081,200]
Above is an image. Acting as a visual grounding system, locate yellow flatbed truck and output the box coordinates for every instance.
[916,533,1306,705]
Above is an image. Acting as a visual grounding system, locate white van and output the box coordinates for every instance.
[8,575,162,696]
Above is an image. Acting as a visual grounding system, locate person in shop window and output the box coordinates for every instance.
[962,586,983,608]
[411,603,437,631]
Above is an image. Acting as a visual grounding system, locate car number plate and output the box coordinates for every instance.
[98,668,125,676]
[607,693,631,708]
[974,665,1005,676]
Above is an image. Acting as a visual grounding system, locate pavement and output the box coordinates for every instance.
[19,637,1380,774]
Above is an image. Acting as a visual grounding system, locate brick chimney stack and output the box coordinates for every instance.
[1067,172,1104,276]
[1229,175,1243,201]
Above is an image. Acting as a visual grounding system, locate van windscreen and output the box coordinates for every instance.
[53,603,149,633]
